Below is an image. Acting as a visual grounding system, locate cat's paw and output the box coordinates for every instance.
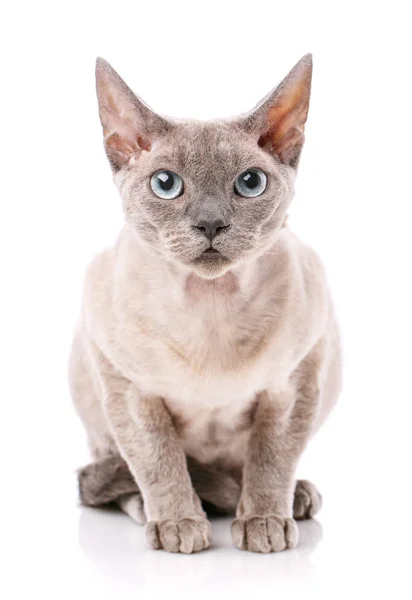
[293,480,322,520]
[145,516,211,554]
[232,515,298,553]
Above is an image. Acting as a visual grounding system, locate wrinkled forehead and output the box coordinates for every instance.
[153,121,274,183]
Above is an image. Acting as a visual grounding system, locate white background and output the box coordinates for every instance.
[1,1,411,598]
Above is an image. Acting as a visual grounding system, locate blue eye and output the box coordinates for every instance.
[235,168,267,198]
[150,170,183,199]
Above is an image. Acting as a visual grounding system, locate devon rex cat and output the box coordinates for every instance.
[69,54,341,554]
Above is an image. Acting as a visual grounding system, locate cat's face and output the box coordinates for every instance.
[118,121,294,278]
[96,56,312,278]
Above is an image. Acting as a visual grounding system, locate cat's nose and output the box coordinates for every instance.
[193,219,230,242]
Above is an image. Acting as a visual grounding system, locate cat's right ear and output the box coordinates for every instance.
[95,58,172,171]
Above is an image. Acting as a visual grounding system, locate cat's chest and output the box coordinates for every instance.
[115,275,291,407]
[121,302,281,405]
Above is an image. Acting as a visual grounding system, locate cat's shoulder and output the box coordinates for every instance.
[81,239,121,328]
[265,227,330,323]
[83,245,115,295]
[275,227,327,281]
[83,225,135,293]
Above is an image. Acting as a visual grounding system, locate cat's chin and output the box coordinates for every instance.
[189,253,233,280]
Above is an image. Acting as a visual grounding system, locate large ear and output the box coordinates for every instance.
[95,58,172,171]
[240,54,313,167]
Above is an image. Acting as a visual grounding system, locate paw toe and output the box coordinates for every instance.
[145,517,211,554]
[232,515,298,553]
[247,517,272,553]
[159,520,181,552]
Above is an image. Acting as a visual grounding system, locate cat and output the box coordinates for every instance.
[69,54,341,554]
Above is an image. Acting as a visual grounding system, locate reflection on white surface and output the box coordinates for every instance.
[78,506,323,598]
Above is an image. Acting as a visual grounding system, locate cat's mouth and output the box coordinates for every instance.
[199,247,225,260]
[190,249,232,278]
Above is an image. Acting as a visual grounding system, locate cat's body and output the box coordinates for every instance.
[71,224,339,467]
[70,55,341,554]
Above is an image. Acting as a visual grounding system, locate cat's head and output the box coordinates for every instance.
[95,55,312,279]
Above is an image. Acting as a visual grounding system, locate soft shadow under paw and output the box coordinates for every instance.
[78,508,324,591]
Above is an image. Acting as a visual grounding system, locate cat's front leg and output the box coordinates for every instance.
[109,387,211,553]
[232,346,322,553]
[96,353,211,553]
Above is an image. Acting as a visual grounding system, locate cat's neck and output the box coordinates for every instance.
[117,222,290,308]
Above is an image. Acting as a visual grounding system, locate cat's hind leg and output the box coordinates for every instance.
[78,454,146,523]
[78,455,138,505]
[293,479,322,520]
[78,454,241,519]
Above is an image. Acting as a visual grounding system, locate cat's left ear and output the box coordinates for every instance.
[240,54,313,167]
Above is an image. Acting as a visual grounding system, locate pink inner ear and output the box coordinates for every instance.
[105,132,151,158]
[137,136,151,152]
[266,82,308,138]
[104,132,151,169]
[106,132,137,155]
[258,79,310,164]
